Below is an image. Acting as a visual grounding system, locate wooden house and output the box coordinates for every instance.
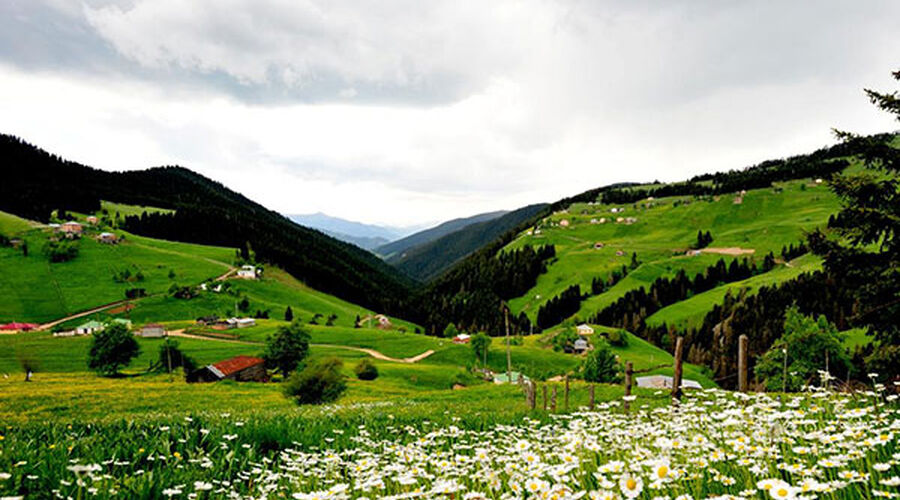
[188,355,267,383]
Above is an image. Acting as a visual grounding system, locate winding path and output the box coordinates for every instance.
[167,330,436,364]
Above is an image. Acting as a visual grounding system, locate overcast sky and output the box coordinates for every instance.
[1,1,898,226]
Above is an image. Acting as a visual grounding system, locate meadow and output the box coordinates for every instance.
[1,385,895,499]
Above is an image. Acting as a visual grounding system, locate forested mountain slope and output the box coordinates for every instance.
[387,204,547,282]
[376,210,507,259]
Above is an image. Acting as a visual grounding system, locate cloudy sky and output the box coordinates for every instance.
[1,1,898,227]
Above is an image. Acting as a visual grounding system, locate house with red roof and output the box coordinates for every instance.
[188,355,267,383]
[0,322,39,332]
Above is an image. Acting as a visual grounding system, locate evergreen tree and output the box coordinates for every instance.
[284,306,293,322]
[808,70,900,371]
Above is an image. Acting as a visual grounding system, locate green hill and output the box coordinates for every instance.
[505,176,842,324]
[376,210,508,259]
[0,208,412,329]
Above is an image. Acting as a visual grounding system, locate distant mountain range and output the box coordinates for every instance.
[287,213,418,250]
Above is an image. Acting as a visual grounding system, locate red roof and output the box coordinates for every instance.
[212,355,265,377]
[0,322,39,331]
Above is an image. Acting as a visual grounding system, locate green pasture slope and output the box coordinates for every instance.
[505,176,842,326]
[645,252,824,329]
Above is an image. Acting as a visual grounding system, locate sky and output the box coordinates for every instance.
[0,1,898,227]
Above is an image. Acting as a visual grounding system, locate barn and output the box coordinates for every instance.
[188,355,267,383]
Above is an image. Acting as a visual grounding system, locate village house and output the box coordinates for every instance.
[493,371,529,385]
[616,217,625,223]
[593,242,604,250]
[196,315,219,326]
[686,249,703,257]
[635,375,702,390]
[610,207,622,214]
[60,221,83,236]
[86,216,98,225]
[224,317,256,329]
[98,232,118,244]
[573,337,590,353]
[136,323,167,338]
[576,324,595,336]
[373,314,392,329]
[188,355,267,383]
[559,219,570,227]
[75,320,104,335]
[452,333,471,344]
[615,250,625,256]
[0,322,38,332]
[236,265,258,279]
[624,217,637,225]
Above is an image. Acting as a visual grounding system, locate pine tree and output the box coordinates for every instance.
[284,306,293,322]
[808,69,900,355]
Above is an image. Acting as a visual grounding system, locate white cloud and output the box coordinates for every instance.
[0,0,898,226]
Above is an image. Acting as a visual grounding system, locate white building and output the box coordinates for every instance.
[236,265,258,279]
[576,324,595,335]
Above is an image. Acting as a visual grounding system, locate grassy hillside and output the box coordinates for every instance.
[505,176,842,325]
[0,210,38,236]
[0,208,415,329]
[645,252,823,329]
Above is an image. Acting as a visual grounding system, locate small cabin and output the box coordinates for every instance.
[188,355,267,383]
[76,320,104,335]
[137,323,167,338]
[635,375,702,390]
[452,333,471,344]
[236,265,258,279]
[576,324,595,336]
[60,222,83,235]
[86,216,99,225]
[573,338,589,353]
[98,232,118,244]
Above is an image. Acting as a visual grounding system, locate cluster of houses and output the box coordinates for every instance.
[52,318,168,338]
[45,219,120,244]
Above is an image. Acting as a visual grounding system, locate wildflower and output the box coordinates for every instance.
[619,474,643,499]
[767,480,796,499]
[194,481,213,491]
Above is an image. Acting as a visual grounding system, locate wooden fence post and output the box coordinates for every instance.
[589,384,595,411]
[671,337,684,403]
[624,361,633,413]
[551,386,557,412]
[564,376,570,411]
[542,384,548,410]
[738,334,749,393]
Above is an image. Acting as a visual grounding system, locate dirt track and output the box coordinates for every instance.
[168,330,435,364]
[698,247,756,256]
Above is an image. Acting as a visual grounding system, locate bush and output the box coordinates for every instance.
[552,328,579,352]
[264,320,310,377]
[354,359,379,380]
[579,341,621,383]
[607,329,628,347]
[44,239,78,263]
[87,323,140,376]
[283,357,347,405]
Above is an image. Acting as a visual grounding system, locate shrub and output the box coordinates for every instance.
[87,323,140,376]
[552,328,579,352]
[264,320,310,377]
[44,239,78,263]
[283,357,347,405]
[607,329,628,347]
[354,359,379,380]
[579,341,621,383]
